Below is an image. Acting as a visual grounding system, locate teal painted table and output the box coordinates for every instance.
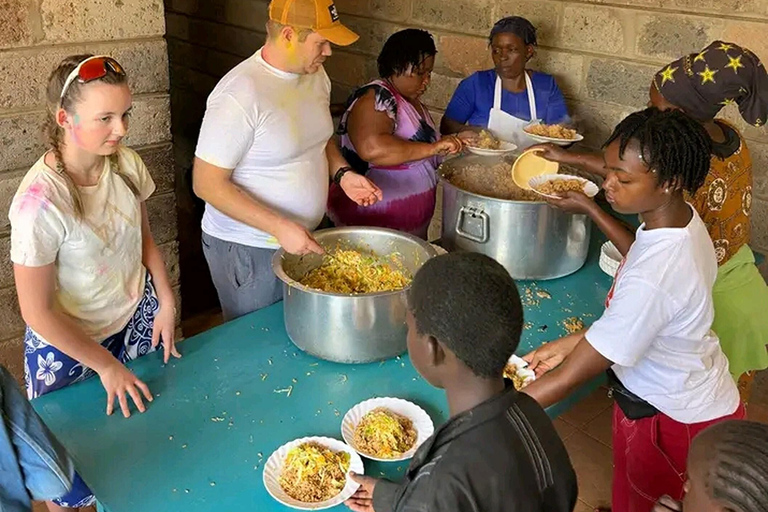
[33,236,613,512]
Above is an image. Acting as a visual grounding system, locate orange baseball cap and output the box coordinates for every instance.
[269,0,359,46]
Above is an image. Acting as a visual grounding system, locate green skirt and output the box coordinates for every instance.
[712,245,768,378]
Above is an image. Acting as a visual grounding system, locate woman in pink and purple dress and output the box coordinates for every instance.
[327,29,467,239]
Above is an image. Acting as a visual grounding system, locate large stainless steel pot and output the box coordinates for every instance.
[272,227,437,364]
[439,154,592,280]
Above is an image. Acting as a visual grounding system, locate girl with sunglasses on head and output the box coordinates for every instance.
[8,55,179,511]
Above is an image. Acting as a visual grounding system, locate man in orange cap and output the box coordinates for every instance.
[193,0,382,320]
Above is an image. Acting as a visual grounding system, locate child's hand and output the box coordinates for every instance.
[653,495,683,511]
[345,472,378,512]
[152,303,181,364]
[545,190,596,215]
[98,360,153,418]
[523,333,582,377]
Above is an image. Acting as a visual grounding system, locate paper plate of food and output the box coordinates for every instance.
[341,397,434,462]
[504,355,536,390]
[263,436,364,510]
[466,129,517,156]
[528,174,599,200]
[524,122,584,146]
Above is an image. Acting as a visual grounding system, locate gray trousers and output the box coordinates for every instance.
[201,232,282,321]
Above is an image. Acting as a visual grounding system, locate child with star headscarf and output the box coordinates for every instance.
[531,40,768,407]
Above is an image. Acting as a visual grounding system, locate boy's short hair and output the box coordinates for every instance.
[408,253,524,378]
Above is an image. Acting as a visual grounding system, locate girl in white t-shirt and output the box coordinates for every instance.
[521,108,744,512]
[9,55,180,510]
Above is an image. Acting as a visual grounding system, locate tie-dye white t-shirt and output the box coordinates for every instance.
[9,146,155,340]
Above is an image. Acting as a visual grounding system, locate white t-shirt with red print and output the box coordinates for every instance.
[586,206,739,424]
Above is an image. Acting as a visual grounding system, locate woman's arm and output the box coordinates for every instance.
[347,91,459,167]
[14,264,152,417]
[523,337,613,408]
[547,192,635,256]
[440,116,483,135]
[141,203,181,364]
[533,144,608,178]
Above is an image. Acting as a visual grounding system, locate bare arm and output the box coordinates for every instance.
[14,264,152,417]
[440,115,482,136]
[140,203,180,363]
[583,200,635,256]
[192,158,292,239]
[533,144,608,178]
[546,192,635,257]
[347,91,459,167]
[523,337,613,409]
[192,157,323,254]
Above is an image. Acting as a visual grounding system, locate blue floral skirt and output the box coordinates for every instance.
[23,273,160,508]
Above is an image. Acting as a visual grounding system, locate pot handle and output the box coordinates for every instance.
[455,206,489,244]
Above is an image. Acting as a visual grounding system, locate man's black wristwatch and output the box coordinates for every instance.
[333,166,353,185]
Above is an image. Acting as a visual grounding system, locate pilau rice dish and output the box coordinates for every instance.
[503,363,530,390]
[299,250,411,294]
[279,442,351,503]
[535,178,585,196]
[446,162,540,201]
[525,123,578,140]
[353,408,417,459]
[472,129,501,150]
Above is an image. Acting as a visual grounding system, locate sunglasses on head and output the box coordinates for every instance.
[59,56,126,102]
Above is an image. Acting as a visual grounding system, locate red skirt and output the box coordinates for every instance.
[611,401,746,512]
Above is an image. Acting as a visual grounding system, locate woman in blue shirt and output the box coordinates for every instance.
[440,16,569,150]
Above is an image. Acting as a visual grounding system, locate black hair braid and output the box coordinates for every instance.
[700,421,768,512]
[377,29,437,79]
[603,107,713,193]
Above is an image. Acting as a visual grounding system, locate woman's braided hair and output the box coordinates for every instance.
[44,54,139,220]
[696,420,768,512]
[603,107,713,193]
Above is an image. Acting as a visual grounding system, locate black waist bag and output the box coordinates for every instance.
[607,369,658,420]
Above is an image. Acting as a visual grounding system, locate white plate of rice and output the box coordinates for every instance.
[263,436,364,510]
[529,174,599,200]
[341,397,434,462]
[505,355,536,390]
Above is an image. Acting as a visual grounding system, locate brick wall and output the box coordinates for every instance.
[328,0,768,269]
[163,0,768,278]
[0,0,180,380]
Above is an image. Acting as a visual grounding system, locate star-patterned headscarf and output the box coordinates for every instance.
[653,40,768,127]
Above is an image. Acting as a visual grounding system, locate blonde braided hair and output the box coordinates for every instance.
[43,54,139,220]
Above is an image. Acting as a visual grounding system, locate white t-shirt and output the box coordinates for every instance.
[586,207,739,424]
[9,147,155,340]
[195,48,334,249]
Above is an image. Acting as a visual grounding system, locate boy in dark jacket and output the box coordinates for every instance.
[345,252,578,512]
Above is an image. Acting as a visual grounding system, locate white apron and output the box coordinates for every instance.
[487,72,539,150]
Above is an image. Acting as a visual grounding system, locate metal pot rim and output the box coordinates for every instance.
[439,174,549,205]
[271,226,438,298]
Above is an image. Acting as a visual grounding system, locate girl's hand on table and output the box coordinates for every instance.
[98,360,153,418]
[653,495,683,512]
[545,190,596,216]
[523,332,583,378]
[345,472,378,512]
[153,302,181,364]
